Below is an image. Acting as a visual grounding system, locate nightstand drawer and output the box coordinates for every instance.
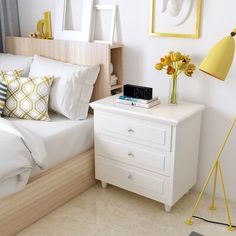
[96,112,172,151]
[97,136,170,176]
[97,158,167,197]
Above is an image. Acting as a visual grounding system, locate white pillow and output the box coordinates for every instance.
[29,55,100,120]
[0,53,33,77]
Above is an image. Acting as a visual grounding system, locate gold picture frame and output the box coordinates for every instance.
[150,0,202,38]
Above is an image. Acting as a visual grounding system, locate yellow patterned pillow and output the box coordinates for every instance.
[0,69,23,81]
[2,72,54,121]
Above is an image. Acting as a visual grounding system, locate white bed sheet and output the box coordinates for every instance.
[8,113,94,177]
[0,170,31,198]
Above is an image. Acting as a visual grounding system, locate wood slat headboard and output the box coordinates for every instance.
[5,36,111,101]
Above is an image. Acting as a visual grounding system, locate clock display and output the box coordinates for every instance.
[124,84,153,100]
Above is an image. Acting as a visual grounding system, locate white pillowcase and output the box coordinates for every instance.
[0,53,33,77]
[29,55,100,120]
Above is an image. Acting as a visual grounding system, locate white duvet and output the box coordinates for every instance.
[0,117,47,198]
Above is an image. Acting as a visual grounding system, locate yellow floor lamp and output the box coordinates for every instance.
[185,29,236,231]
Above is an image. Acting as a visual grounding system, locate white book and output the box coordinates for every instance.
[116,98,160,108]
[118,95,159,104]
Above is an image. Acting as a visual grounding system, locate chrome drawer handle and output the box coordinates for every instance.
[128,174,133,180]
[128,128,135,134]
[128,152,134,158]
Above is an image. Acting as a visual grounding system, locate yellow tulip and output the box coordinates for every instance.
[187,64,196,71]
[168,51,174,58]
[154,63,163,70]
[184,68,194,77]
[170,52,183,62]
[177,60,187,70]
[160,56,171,66]
[182,55,191,64]
[167,66,175,75]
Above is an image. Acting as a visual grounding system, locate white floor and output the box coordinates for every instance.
[17,184,236,236]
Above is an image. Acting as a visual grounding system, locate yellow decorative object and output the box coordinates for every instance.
[185,29,236,231]
[37,11,53,40]
[28,31,41,39]
[199,36,235,80]
[154,51,195,104]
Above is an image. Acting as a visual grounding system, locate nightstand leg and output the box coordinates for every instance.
[164,204,172,213]
[101,181,108,189]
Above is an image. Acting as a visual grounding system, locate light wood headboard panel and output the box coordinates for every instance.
[5,37,111,101]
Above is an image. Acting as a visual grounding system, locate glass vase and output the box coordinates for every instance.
[169,75,178,105]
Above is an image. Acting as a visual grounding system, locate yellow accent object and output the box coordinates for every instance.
[37,11,53,40]
[186,29,236,232]
[184,219,193,225]
[199,35,235,81]
[2,73,54,121]
[185,117,236,231]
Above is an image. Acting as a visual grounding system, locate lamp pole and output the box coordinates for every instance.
[185,117,236,231]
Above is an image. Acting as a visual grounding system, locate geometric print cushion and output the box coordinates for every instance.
[0,80,7,116]
[0,69,23,82]
[2,74,54,121]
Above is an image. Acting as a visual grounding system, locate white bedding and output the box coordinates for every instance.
[9,113,94,177]
[0,118,46,198]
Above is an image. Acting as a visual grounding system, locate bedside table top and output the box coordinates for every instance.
[90,95,205,125]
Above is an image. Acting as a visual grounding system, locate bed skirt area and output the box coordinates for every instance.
[0,148,96,236]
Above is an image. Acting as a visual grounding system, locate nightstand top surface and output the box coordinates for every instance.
[90,95,205,124]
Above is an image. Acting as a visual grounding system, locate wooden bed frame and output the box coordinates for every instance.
[0,37,116,236]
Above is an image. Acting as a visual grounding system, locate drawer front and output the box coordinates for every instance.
[96,112,172,151]
[96,135,171,176]
[96,158,170,201]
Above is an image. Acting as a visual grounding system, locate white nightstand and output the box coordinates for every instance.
[90,95,204,212]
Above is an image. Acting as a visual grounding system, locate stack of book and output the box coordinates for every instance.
[116,95,160,108]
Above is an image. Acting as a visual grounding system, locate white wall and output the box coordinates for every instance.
[18,0,236,202]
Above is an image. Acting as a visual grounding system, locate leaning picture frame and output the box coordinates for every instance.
[54,0,94,41]
[92,5,117,44]
[150,0,202,38]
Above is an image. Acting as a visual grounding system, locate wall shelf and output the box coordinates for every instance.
[111,84,122,91]
[110,45,123,95]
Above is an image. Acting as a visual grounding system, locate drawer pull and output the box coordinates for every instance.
[128,128,135,134]
[128,152,134,158]
[128,174,133,180]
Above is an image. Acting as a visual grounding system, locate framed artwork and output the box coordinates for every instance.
[92,5,117,44]
[54,0,94,41]
[150,0,202,38]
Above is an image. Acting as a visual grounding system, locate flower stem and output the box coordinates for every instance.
[170,74,178,104]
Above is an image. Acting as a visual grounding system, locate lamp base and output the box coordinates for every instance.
[185,219,193,225]
[208,205,217,210]
[227,226,236,231]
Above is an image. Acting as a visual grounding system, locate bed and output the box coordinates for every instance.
[0,36,117,236]
[0,113,94,198]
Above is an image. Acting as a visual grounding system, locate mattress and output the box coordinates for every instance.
[9,113,94,177]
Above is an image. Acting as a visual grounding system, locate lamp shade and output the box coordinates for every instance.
[199,36,235,81]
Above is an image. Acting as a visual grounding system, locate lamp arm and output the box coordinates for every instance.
[214,117,236,163]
